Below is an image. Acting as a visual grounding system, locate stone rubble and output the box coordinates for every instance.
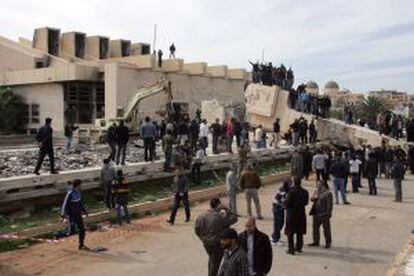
[0,140,163,178]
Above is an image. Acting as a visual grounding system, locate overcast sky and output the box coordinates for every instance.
[1,0,413,93]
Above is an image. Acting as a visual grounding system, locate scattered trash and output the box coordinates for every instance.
[91,246,108,253]
[132,250,147,255]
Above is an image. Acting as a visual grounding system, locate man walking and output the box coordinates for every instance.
[140,116,158,162]
[60,179,88,250]
[308,181,333,249]
[116,120,129,165]
[218,228,249,276]
[239,218,273,276]
[391,157,406,202]
[226,165,239,214]
[167,169,191,225]
[285,177,309,255]
[112,169,130,225]
[195,198,238,276]
[100,159,116,209]
[34,117,56,175]
[240,165,263,220]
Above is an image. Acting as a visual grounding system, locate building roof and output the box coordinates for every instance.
[325,80,340,90]
[306,81,319,89]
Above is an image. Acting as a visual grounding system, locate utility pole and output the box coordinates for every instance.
[152,24,157,55]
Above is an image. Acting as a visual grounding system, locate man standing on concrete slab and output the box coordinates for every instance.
[195,198,238,276]
[217,228,249,276]
[226,164,239,214]
[391,157,406,202]
[60,179,88,250]
[100,159,116,209]
[285,177,309,255]
[34,117,56,175]
[308,180,333,249]
[167,169,190,225]
[239,218,273,276]
[240,165,263,220]
[157,49,163,67]
[116,120,129,166]
[169,43,176,59]
[106,122,117,162]
[140,116,158,162]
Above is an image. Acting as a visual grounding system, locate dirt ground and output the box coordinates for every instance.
[1,174,414,276]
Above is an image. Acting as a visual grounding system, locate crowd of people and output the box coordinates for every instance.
[32,103,413,275]
[249,61,294,90]
[288,84,332,119]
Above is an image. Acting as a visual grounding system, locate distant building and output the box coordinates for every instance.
[368,90,408,108]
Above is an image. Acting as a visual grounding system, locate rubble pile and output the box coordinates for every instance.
[0,141,163,178]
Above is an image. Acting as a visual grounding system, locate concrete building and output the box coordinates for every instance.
[0,27,247,135]
[369,90,408,108]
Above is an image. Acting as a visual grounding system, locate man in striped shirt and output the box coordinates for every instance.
[218,228,248,276]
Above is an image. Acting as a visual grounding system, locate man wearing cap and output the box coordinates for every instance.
[34,117,56,175]
[218,228,249,276]
[60,179,88,250]
[195,198,238,276]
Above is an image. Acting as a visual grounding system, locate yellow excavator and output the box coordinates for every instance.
[90,78,185,143]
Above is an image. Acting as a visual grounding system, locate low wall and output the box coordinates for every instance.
[14,172,290,238]
[0,148,292,213]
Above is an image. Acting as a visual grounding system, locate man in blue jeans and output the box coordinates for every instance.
[330,155,351,205]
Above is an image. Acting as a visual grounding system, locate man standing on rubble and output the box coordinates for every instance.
[116,120,129,166]
[107,122,117,162]
[140,116,158,162]
[34,117,57,175]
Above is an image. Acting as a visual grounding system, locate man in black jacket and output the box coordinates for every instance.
[34,117,56,175]
[211,118,222,154]
[107,122,117,161]
[116,120,129,165]
[285,177,309,255]
[239,217,273,276]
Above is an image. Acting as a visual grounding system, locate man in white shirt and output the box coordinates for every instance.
[312,149,328,182]
[349,155,362,193]
[254,125,264,149]
[192,144,206,185]
[199,119,209,155]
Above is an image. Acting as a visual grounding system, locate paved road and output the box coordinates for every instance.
[1,174,414,276]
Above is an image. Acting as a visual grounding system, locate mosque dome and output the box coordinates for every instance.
[306,81,319,89]
[324,81,340,90]
[340,88,350,93]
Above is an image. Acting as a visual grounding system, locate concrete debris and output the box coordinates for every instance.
[0,141,163,178]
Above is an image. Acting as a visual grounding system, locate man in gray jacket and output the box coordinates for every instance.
[139,116,158,162]
[100,159,116,209]
[195,198,238,276]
